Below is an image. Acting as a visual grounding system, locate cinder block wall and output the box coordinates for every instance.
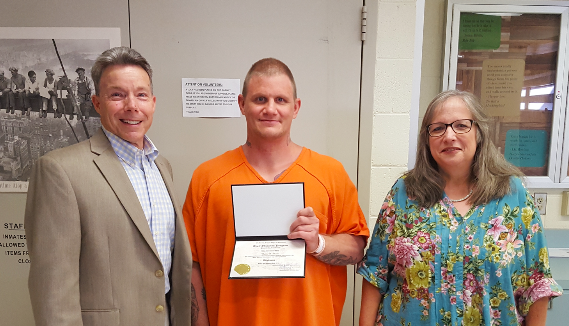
[369,0,416,223]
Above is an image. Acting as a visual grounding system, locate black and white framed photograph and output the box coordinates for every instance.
[0,27,120,191]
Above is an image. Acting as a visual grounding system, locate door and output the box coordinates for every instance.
[129,1,364,324]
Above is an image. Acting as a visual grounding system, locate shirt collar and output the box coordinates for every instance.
[102,126,159,168]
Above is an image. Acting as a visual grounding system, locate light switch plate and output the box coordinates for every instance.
[533,193,547,215]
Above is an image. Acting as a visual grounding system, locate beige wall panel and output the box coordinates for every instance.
[0,0,130,46]
[129,1,363,325]
[0,1,129,325]
[128,0,362,201]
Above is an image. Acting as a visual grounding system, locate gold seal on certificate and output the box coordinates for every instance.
[229,183,306,279]
[234,264,251,275]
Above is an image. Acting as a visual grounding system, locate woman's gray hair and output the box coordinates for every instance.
[404,90,523,207]
[91,46,152,95]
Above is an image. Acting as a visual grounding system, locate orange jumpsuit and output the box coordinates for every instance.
[183,147,369,326]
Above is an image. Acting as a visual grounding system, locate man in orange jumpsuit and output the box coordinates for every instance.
[183,58,369,326]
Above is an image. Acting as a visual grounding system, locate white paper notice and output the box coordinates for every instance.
[232,183,305,237]
[182,78,240,118]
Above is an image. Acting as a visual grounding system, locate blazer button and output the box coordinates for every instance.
[156,305,164,312]
[155,270,164,277]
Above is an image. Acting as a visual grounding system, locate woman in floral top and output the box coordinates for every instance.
[358,90,562,326]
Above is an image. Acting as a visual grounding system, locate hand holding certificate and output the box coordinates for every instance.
[229,183,306,279]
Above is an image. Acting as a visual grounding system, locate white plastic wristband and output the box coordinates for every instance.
[309,234,326,255]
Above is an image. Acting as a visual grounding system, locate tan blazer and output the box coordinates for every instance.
[25,129,192,326]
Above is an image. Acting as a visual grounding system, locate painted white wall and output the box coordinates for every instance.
[368,0,418,225]
[527,190,569,229]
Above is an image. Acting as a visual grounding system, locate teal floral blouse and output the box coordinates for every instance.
[357,177,562,326]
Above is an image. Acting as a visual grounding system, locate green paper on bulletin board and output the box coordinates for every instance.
[504,130,547,167]
[459,13,501,50]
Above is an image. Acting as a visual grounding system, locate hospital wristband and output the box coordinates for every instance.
[309,234,325,255]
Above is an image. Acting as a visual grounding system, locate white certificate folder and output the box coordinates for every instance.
[229,182,306,279]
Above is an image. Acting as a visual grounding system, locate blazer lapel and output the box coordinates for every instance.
[90,130,160,259]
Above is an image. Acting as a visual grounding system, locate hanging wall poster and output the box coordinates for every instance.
[0,27,120,192]
[182,78,240,117]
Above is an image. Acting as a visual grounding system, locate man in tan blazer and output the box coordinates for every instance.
[25,47,193,326]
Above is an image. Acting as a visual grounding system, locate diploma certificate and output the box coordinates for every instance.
[229,183,306,279]
[229,239,305,278]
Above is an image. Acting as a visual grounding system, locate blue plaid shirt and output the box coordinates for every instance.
[103,127,175,294]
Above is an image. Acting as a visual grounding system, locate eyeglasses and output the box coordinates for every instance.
[427,119,474,137]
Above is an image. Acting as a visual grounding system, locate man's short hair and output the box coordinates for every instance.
[91,47,153,95]
[28,70,36,78]
[242,58,297,99]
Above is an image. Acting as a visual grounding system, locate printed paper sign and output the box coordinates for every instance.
[504,129,548,168]
[481,59,525,117]
[459,13,501,50]
[182,78,240,117]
